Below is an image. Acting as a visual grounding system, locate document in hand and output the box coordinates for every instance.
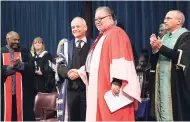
[104,90,134,113]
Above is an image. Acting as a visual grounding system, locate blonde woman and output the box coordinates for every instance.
[31,37,55,93]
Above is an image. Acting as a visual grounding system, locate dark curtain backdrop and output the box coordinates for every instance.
[1,1,190,57]
[91,1,190,57]
[1,1,85,56]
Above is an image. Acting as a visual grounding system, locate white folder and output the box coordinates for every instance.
[104,90,134,113]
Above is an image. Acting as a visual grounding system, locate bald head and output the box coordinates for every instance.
[169,10,185,25]
[164,10,185,32]
[6,31,20,49]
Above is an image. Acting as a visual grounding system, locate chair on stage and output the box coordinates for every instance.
[34,92,58,121]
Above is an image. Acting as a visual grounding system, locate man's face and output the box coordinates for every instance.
[95,9,111,32]
[7,34,20,49]
[159,27,167,38]
[164,11,179,32]
[139,56,147,66]
[71,18,87,39]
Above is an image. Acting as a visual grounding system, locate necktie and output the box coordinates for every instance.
[77,40,83,49]
[169,32,172,37]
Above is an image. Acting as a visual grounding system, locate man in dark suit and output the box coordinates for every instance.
[57,17,93,121]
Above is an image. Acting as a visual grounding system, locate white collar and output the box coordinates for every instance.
[75,37,87,44]
[34,51,48,58]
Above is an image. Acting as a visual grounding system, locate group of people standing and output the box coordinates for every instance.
[1,6,190,122]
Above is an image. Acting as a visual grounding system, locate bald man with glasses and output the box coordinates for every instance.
[150,10,190,121]
[76,6,141,121]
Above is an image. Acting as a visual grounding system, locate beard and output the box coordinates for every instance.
[10,43,20,49]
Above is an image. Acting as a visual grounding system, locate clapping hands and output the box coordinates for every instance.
[10,56,20,67]
[150,34,162,52]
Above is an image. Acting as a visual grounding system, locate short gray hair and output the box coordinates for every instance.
[71,17,87,26]
[6,31,19,40]
[95,6,112,16]
[159,23,167,30]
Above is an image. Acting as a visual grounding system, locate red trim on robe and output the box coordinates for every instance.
[96,26,138,121]
[3,52,23,121]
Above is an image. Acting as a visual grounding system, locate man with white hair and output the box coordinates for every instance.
[57,17,93,121]
[158,23,168,38]
[150,10,190,121]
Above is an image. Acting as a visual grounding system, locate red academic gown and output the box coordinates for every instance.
[85,26,141,121]
[1,46,36,121]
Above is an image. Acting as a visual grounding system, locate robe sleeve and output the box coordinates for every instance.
[43,53,56,90]
[57,64,69,78]
[20,48,35,73]
[41,53,53,77]
[5,65,17,75]
[77,65,88,86]
[107,27,141,102]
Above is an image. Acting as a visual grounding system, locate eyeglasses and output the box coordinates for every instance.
[94,15,111,22]
[164,17,173,20]
[159,29,166,32]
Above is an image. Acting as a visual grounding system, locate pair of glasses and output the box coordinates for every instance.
[94,15,111,22]
[164,17,173,20]
[159,30,166,32]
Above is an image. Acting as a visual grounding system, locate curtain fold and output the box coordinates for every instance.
[1,1,85,56]
[91,1,190,57]
[1,1,190,57]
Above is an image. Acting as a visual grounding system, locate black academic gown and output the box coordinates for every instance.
[32,51,56,93]
[153,31,190,121]
[1,46,36,121]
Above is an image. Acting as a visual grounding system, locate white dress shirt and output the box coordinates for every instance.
[75,37,87,48]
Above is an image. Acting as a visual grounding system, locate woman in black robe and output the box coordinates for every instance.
[31,37,55,93]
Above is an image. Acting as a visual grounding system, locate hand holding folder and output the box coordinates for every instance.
[104,90,134,113]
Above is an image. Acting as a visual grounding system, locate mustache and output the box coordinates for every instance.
[10,43,20,48]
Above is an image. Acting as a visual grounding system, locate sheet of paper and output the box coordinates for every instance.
[104,90,134,113]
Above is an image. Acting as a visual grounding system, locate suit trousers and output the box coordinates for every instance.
[67,89,86,121]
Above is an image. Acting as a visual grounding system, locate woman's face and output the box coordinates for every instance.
[33,40,43,51]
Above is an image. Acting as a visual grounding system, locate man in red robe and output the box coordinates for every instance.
[74,6,141,121]
[1,31,36,121]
